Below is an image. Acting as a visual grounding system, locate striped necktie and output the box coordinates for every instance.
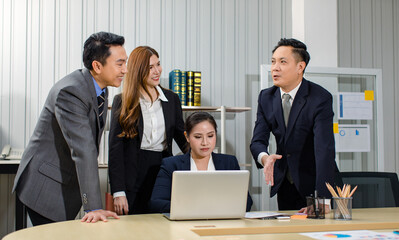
[97,92,105,129]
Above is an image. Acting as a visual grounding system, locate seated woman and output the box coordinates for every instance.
[150,112,253,213]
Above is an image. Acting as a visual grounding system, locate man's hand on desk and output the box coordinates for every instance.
[261,154,282,186]
[114,196,129,215]
[81,209,119,223]
[298,203,331,214]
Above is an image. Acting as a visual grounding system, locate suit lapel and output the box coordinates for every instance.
[212,153,224,170]
[180,152,191,170]
[161,98,171,143]
[138,113,144,143]
[273,88,286,136]
[285,79,308,141]
[82,68,103,145]
[82,68,98,110]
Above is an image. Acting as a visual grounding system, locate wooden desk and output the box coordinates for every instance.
[3,208,399,240]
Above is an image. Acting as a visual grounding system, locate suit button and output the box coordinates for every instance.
[83,193,88,204]
[287,154,291,158]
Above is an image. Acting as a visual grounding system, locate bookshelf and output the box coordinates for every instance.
[100,106,251,163]
[182,106,251,154]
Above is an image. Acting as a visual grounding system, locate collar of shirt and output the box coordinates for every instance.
[91,76,106,97]
[140,85,169,103]
[190,154,216,171]
[280,80,302,102]
[156,86,168,102]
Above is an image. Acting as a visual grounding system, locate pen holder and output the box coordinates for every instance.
[306,196,325,219]
[333,197,352,220]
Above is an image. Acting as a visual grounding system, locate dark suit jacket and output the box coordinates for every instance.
[13,68,106,221]
[108,89,187,203]
[149,152,253,213]
[250,78,336,198]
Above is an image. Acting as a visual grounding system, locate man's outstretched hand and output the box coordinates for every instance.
[261,154,282,186]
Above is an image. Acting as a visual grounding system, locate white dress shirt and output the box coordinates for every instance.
[190,154,216,171]
[139,86,168,152]
[114,86,168,199]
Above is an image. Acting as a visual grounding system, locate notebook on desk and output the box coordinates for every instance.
[164,170,250,220]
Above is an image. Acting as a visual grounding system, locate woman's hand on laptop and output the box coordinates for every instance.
[114,196,129,215]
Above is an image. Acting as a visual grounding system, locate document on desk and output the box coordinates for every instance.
[301,230,399,240]
[244,212,290,219]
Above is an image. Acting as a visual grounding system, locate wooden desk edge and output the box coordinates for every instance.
[191,222,399,236]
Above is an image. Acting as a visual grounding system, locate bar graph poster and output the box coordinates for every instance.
[335,124,370,152]
[337,92,373,120]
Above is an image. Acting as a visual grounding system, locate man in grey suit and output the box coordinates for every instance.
[13,32,128,225]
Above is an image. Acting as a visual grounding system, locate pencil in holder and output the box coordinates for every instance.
[333,197,352,220]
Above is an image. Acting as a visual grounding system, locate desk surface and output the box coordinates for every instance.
[3,208,399,240]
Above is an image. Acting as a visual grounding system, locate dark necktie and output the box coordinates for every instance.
[282,93,292,126]
[282,93,294,184]
[97,92,105,129]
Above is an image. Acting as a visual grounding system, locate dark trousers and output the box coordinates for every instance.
[127,150,167,214]
[277,176,307,211]
[26,206,54,226]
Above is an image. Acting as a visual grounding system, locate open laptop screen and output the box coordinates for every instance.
[167,170,250,220]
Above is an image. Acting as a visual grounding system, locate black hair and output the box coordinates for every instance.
[185,112,217,136]
[272,38,310,71]
[83,32,125,70]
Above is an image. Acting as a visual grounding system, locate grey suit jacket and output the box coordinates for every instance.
[12,68,107,221]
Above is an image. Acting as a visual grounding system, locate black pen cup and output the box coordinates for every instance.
[306,196,325,219]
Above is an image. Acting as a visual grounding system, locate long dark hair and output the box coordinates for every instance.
[118,46,159,138]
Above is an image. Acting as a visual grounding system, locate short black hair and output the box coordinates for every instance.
[83,32,125,70]
[185,112,217,136]
[272,38,310,71]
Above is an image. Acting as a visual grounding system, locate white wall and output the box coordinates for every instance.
[337,0,399,172]
[0,0,291,237]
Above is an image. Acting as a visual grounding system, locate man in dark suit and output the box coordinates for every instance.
[12,32,128,225]
[250,38,336,210]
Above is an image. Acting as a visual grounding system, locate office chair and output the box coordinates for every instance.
[335,172,399,208]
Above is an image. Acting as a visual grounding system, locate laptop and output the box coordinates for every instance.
[164,170,250,220]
